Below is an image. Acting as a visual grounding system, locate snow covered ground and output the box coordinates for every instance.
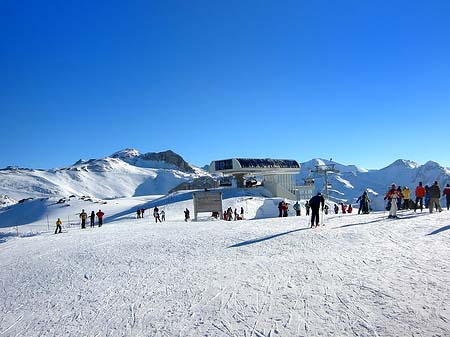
[1,196,450,336]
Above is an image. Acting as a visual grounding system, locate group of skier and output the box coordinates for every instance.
[384,181,450,218]
[55,208,104,234]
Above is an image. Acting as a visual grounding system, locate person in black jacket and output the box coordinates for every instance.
[309,193,325,228]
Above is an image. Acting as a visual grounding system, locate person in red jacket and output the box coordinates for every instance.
[347,204,353,213]
[443,184,450,210]
[384,184,402,218]
[96,210,105,227]
[414,182,426,212]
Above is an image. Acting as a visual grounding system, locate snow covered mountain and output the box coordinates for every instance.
[0,149,211,202]
[298,158,450,210]
[1,150,449,212]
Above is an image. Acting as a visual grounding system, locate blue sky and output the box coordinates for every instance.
[1,0,449,170]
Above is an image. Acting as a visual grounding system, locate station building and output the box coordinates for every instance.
[208,158,313,200]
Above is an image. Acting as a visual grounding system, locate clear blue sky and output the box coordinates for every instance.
[1,0,449,169]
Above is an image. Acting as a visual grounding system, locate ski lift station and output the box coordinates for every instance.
[208,158,314,200]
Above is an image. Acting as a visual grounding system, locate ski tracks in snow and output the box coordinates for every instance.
[2,212,450,336]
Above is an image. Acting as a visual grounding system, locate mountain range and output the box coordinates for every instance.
[1,149,449,211]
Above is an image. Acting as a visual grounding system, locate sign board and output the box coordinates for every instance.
[192,191,223,220]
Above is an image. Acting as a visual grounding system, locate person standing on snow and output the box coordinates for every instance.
[55,218,62,234]
[334,203,339,214]
[396,186,403,210]
[402,186,411,209]
[305,201,311,216]
[443,184,450,210]
[96,209,105,227]
[424,185,430,208]
[357,191,370,214]
[309,193,325,228]
[428,181,442,213]
[79,209,87,229]
[153,207,161,223]
[184,208,190,222]
[293,201,301,216]
[384,184,402,218]
[282,202,289,217]
[90,211,95,227]
[278,201,283,217]
[414,182,426,212]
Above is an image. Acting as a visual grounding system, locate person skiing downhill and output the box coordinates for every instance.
[384,184,402,218]
[309,193,325,228]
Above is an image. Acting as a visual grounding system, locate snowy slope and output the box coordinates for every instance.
[1,197,450,336]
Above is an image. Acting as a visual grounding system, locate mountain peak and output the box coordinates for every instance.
[385,159,419,170]
[111,148,141,159]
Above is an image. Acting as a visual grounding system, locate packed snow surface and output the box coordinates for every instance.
[1,201,450,336]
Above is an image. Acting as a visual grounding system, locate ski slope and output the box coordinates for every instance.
[1,203,450,336]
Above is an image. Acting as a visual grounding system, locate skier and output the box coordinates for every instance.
[444,184,450,210]
[402,186,411,209]
[384,184,402,218]
[153,207,161,223]
[240,207,244,220]
[305,201,311,216]
[341,203,347,214]
[347,204,353,213]
[293,201,301,216]
[357,191,370,214]
[184,208,190,222]
[90,211,95,227]
[79,209,87,229]
[424,185,430,208]
[282,202,289,217]
[136,209,141,219]
[396,186,403,210]
[55,218,62,234]
[309,193,324,228]
[428,181,442,213]
[414,182,425,212]
[96,209,105,227]
[278,201,284,217]
[160,210,165,221]
[333,203,339,214]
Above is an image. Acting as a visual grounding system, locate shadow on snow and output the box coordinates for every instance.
[228,227,309,248]
[427,224,450,236]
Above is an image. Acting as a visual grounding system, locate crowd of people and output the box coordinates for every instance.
[384,181,450,218]
[54,180,450,234]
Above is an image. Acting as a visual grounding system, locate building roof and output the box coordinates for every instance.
[209,158,300,175]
